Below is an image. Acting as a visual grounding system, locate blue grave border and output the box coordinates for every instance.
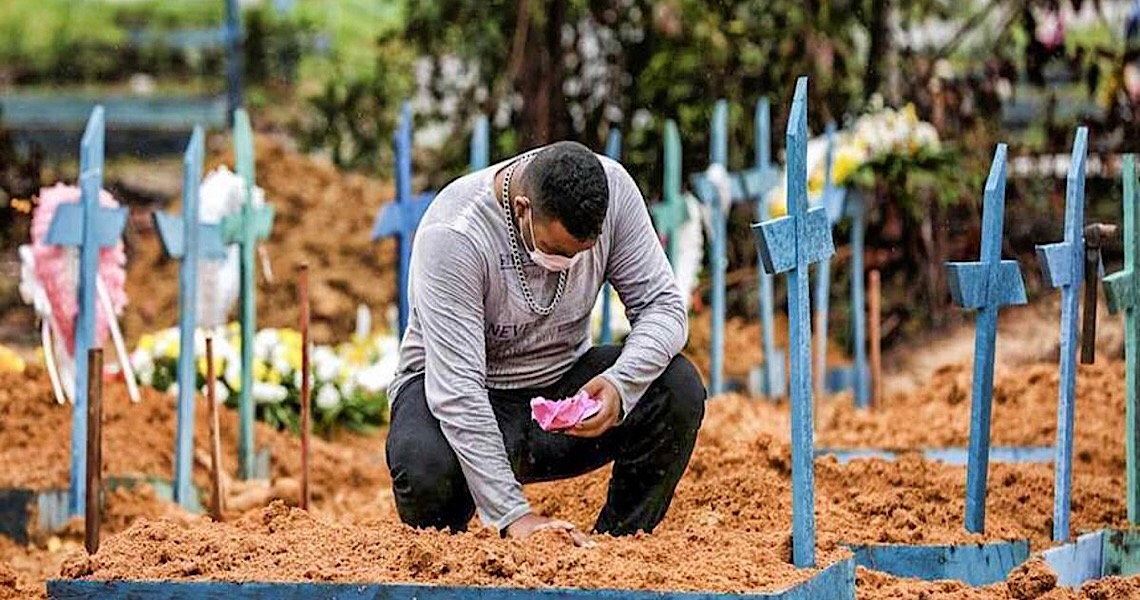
[46,555,856,600]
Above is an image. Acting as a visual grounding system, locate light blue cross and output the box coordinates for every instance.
[742,98,785,400]
[372,101,435,339]
[1035,127,1088,541]
[599,128,622,345]
[946,143,1027,534]
[153,127,228,509]
[44,107,128,516]
[470,114,489,171]
[752,77,834,568]
[222,109,276,481]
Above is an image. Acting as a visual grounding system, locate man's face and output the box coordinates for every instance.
[516,197,597,258]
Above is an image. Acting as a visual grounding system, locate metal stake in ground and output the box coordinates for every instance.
[650,120,687,266]
[870,270,882,406]
[1034,127,1088,542]
[372,101,435,338]
[153,127,227,509]
[223,109,276,480]
[599,128,622,345]
[470,115,489,171]
[298,263,312,511]
[1104,154,1140,524]
[753,76,834,568]
[205,337,224,521]
[45,107,127,517]
[946,143,1027,534]
[84,348,104,555]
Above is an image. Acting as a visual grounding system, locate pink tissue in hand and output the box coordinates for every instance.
[530,390,602,432]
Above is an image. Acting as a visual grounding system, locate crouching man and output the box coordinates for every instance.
[386,141,706,544]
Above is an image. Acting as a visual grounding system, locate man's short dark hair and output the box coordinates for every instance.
[521,141,609,241]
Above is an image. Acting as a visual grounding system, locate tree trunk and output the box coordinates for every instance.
[513,0,571,147]
[865,0,894,103]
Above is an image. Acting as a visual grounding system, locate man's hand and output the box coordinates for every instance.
[567,376,621,438]
[505,512,594,547]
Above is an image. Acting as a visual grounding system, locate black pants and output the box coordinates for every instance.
[386,346,706,536]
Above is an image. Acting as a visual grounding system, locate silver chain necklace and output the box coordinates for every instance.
[501,158,566,316]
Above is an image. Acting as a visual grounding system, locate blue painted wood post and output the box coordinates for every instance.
[1035,127,1088,541]
[706,101,729,396]
[153,128,228,509]
[371,102,434,339]
[224,0,243,127]
[650,120,687,266]
[753,77,834,568]
[946,144,1027,533]
[753,98,785,399]
[223,109,276,480]
[44,107,128,516]
[599,128,622,345]
[814,123,839,400]
[1104,154,1140,524]
[470,115,489,171]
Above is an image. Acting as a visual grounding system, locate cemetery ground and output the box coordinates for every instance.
[1,346,1138,598]
[3,134,1139,599]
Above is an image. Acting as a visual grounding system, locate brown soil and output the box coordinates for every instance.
[0,367,385,508]
[857,563,1140,599]
[3,357,1138,596]
[816,361,1126,476]
[123,135,396,344]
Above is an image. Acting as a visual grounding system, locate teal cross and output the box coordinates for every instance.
[1104,153,1140,524]
[222,109,276,481]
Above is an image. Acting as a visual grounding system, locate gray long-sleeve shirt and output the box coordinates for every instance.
[388,152,687,531]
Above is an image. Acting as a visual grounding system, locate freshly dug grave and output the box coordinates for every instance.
[0,485,189,600]
[815,360,1126,475]
[0,367,386,520]
[123,135,396,344]
[858,558,1140,599]
[58,360,1134,594]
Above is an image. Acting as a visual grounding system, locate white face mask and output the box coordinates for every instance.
[524,209,581,272]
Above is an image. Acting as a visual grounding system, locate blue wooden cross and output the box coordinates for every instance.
[650,120,688,266]
[44,107,128,516]
[752,77,834,568]
[1035,127,1088,541]
[946,143,1027,534]
[741,98,785,399]
[813,123,843,399]
[1104,154,1140,525]
[691,100,731,395]
[222,109,276,480]
[599,128,622,345]
[223,0,243,126]
[372,101,435,339]
[153,127,228,509]
[470,114,489,171]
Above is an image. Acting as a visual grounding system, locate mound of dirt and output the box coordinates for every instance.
[123,135,396,344]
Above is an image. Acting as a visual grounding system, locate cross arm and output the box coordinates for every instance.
[946,260,1027,309]
[1104,270,1136,315]
[221,204,276,244]
[45,203,127,248]
[153,212,228,260]
[752,206,833,275]
[1036,241,1080,289]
